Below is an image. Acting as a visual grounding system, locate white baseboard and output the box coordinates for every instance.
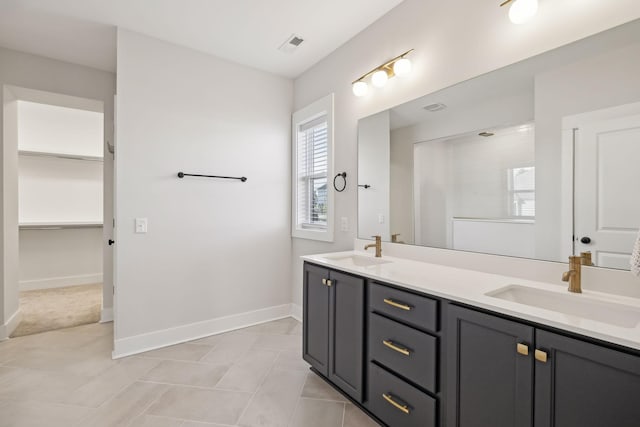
[0,308,22,340]
[113,303,294,359]
[19,273,103,291]
[290,303,302,322]
[100,307,114,323]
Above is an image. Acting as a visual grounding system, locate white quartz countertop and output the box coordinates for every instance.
[302,251,640,351]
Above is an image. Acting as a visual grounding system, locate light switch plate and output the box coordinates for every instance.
[135,218,148,233]
[378,214,385,224]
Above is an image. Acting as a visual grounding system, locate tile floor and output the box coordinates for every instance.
[0,317,379,427]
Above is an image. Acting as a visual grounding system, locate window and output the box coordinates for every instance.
[292,94,334,241]
[508,166,535,218]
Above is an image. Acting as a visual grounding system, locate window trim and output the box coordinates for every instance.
[291,93,334,242]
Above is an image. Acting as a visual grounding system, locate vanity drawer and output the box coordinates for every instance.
[369,283,438,332]
[369,363,437,427]
[369,313,437,393]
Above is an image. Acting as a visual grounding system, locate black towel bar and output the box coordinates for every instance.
[177,172,247,182]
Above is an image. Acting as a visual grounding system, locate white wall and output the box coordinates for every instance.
[1,96,20,338]
[19,156,103,223]
[450,128,534,219]
[413,139,449,247]
[17,101,103,157]
[0,47,115,339]
[389,130,414,244]
[114,29,293,356]
[357,110,390,240]
[291,0,640,308]
[452,219,535,258]
[19,228,103,291]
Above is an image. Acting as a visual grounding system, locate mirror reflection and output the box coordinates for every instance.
[357,19,640,269]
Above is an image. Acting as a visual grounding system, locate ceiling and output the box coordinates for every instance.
[0,0,405,78]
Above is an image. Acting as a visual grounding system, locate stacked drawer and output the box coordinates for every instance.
[368,282,439,427]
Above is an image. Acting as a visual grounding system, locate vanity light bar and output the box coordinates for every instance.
[352,49,414,97]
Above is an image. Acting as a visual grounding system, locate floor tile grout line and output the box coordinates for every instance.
[211,347,279,390]
[234,349,284,425]
[125,382,173,427]
[79,360,166,410]
[138,356,229,367]
[284,369,311,427]
[138,379,250,393]
[287,372,309,427]
[3,319,303,427]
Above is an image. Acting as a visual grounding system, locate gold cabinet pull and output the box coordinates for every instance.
[322,278,327,285]
[326,279,332,287]
[383,340,411,356]
[382,393,410,414]
[535,349,548,363]
[516,343,529,356]
[383,298,412,311]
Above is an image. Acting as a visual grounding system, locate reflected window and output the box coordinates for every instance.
[508,166,535,217]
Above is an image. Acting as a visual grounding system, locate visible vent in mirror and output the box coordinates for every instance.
[423,103,447,112]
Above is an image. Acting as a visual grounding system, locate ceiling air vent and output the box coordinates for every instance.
[423,103,447,112]
[479,131,495,137]
[279,34,305,54]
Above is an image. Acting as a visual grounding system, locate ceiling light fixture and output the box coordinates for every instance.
[500,0,538,24]
[352,49,414,97]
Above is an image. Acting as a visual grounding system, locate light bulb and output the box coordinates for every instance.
[352,81,368,97]
[393,58,412,76]
[508,0,538,24]
[371,70,389,88]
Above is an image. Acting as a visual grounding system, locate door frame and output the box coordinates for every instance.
[1,85,115,339]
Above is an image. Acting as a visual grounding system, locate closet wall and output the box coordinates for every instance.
[17,99,104,291]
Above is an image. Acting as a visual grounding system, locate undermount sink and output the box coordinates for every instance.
[486,285,640,328]
[323,254,392,267]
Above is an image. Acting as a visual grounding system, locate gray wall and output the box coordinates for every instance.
[114,29,293,354]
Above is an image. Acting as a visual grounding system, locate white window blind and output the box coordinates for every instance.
[292,94,334,241]
[508,166,535,217]
[297,116,328,228]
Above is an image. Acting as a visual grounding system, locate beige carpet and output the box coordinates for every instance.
[10,283,102,338]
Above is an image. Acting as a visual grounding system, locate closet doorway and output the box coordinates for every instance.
[7,88,106,337]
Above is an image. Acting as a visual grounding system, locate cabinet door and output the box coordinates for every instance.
[303,263,330,376]
[446,305,534,427]
[328,270,365,402]
[534,329,640,427]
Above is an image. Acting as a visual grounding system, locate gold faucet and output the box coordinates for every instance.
[391,233,405,244]
[365,235,382,258]
[580,251,594,266]
[562,255,582,293]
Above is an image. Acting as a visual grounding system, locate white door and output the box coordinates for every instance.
[574,109,640,269]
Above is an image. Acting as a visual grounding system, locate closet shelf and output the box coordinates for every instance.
[19,150,104,162]
[19,221,103,230]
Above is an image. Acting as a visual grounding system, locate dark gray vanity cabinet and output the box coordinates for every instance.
[304,262,640,427]
[534,329,640,427]
[302,262,365,402]
[446,305,534,427]
[447,305,640,427]
[303,263,330,376]
[368,282,440,427]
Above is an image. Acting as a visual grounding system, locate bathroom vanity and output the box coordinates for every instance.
[302,252,640,427]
